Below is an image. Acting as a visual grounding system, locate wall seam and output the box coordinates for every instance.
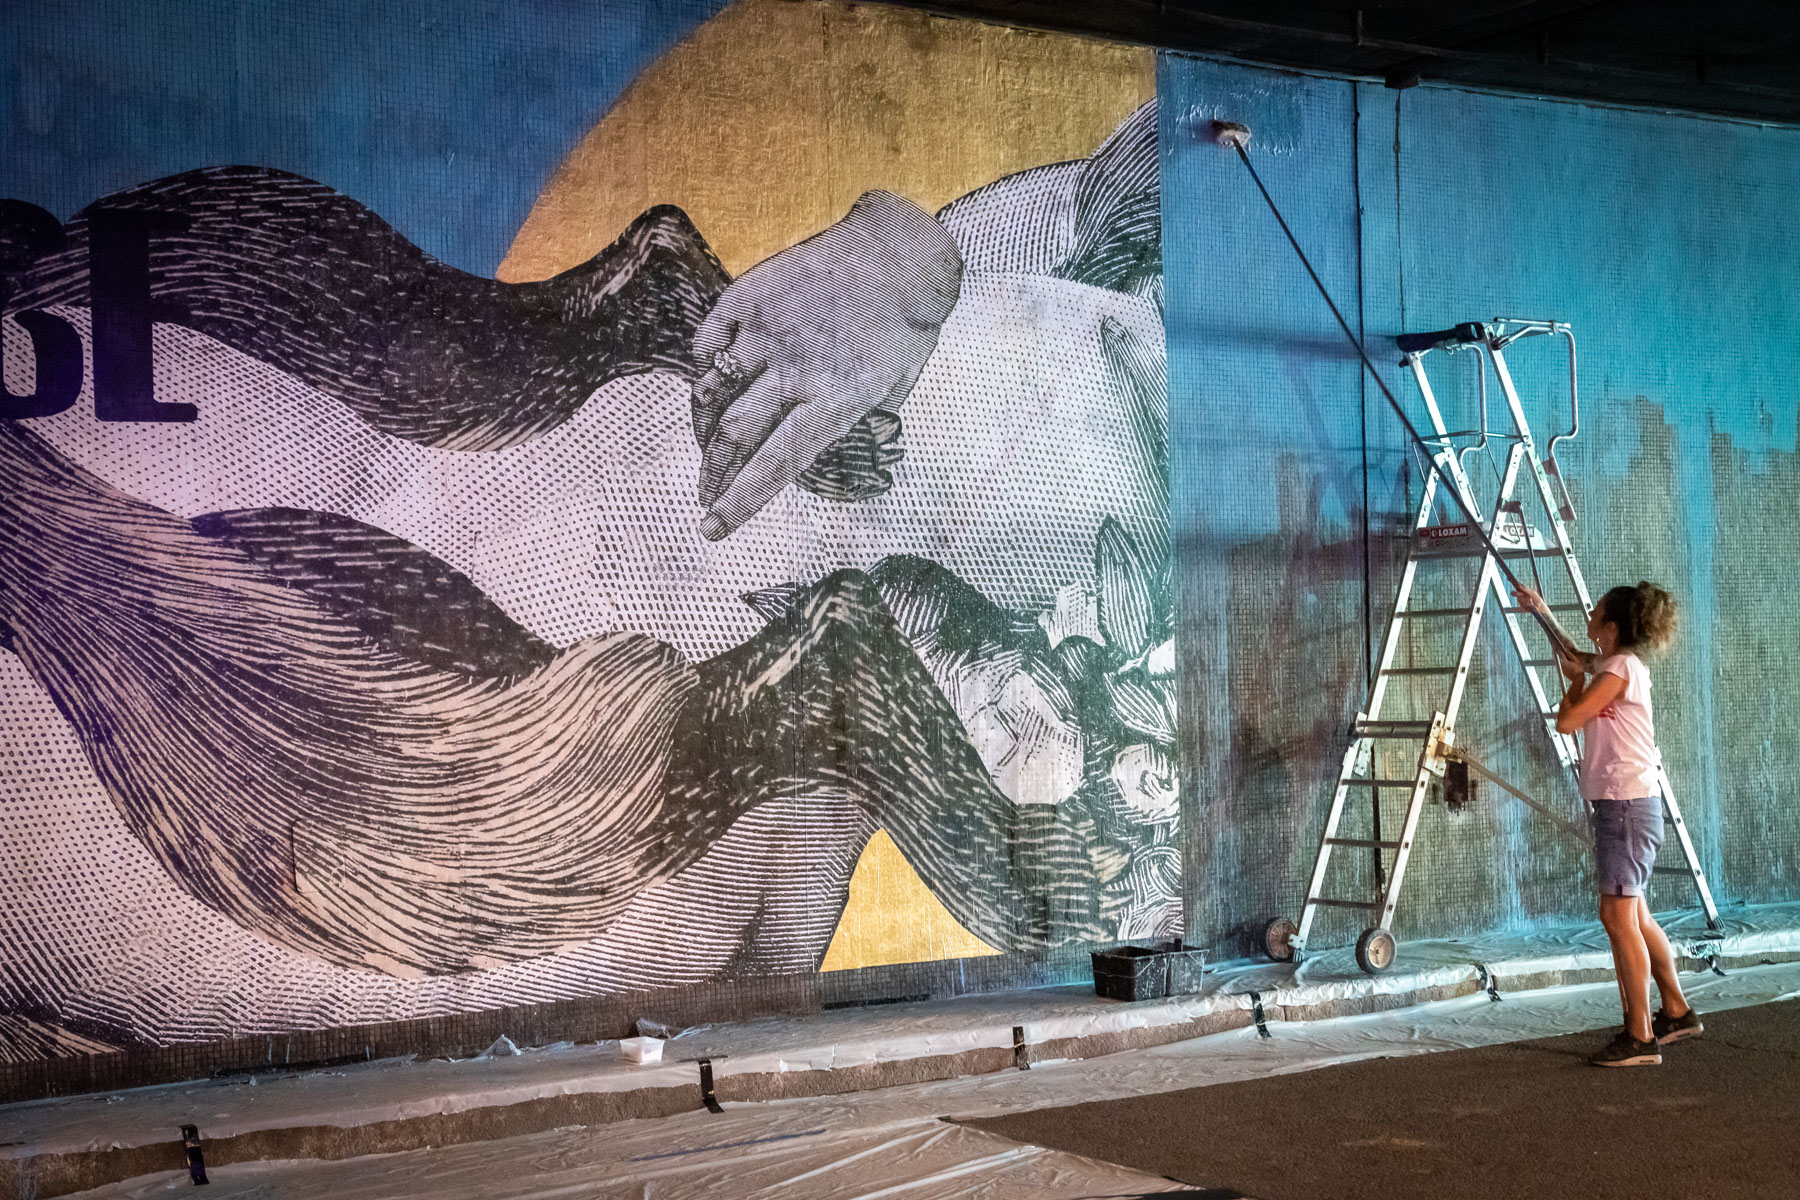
[1352,79,1383,885]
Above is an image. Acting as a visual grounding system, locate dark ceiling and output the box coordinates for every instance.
[882,1,1800,125]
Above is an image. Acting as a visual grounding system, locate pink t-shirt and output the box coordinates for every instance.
[1578,652,1660,800]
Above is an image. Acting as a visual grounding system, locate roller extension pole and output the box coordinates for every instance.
[1211,121,1580,661]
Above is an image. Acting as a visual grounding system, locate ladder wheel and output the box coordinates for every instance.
[1262,917,1298,962]
[1355,928,1397,975]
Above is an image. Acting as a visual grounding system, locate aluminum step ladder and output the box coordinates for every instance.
[1261,319,1721,974]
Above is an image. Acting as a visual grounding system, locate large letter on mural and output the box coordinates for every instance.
[90,208,196,423]
[1,198,83,420]
[0,310,83,419]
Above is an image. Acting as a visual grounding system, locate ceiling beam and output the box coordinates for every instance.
[877,1,1800,124]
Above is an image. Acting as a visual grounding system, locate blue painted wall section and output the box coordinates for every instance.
[1,0,727,275]
[1163,55,1800,954]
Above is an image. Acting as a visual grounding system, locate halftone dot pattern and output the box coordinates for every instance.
[802,275,1166,610]
[1,83,1175,1057]
[10,280,1163,662]
[1,282,1167,1052]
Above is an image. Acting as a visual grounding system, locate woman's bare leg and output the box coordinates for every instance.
[1637,896,1690,1018]
[1600,894,1654,1040]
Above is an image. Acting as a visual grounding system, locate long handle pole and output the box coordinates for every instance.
[1225,140,1580,661]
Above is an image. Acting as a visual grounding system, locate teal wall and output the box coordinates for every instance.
[1162,56,1800,954]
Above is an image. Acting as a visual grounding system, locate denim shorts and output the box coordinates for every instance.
[1591,796,1665,897]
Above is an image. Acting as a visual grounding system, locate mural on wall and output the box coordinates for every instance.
[0,1,1172,1058]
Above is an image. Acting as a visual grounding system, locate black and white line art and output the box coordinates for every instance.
[0,101,1172,1056]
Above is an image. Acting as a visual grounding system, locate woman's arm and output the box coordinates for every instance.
[1512,585,1592,668]
[1554,664,1627,734]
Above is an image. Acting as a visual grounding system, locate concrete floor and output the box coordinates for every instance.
[967,998,1800,1200]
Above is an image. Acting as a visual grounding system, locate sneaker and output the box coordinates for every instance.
[1590,1031,1662,1067]
[1653,1008,1704,1043]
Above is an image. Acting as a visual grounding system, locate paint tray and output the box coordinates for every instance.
[1090,941,1208,1001]
[618,1036,664,1064]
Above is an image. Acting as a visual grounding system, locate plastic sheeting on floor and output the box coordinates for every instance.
[22,899,1800,1167]
[69,960,1800,1199]
[72,1118,1199,1199]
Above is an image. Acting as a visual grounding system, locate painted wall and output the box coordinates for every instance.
[1163,57,1800,954]
[1,0,1170,1069]
[4,0,1796,1078]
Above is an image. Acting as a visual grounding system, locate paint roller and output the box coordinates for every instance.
[1208,119,1585,666]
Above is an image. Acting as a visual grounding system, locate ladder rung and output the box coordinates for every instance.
[1521,658,1561,667]
[1307,897,1381,910]
[1502,604,1586,614]
[1353,721,1435,738]
[1652,866,1696,876]
[1381,666,1459,676]
[1396,607,1471,619]
[1415,547,1569,561]
[1325,837,1403,849]
[1342,778,1419,788]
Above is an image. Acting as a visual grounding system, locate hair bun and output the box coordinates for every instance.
[1632,581,1677,652]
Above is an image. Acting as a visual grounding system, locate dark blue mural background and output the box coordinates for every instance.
[1,0,727,275]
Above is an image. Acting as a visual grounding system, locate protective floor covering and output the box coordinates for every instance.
[967,999,1800,1200]
[15,900,1799,1163]
[57,961,1800,1199]
[69,1120,1200,1199]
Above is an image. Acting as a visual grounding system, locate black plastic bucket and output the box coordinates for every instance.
[1090,941,1208,1001]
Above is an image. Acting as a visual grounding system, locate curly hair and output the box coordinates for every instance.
[1598,581,1677,652]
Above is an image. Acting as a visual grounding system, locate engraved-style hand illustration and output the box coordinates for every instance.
[690,190,964,539]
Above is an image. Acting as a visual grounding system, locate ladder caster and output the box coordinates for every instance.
[1262,917,1298,962]
[1355,928,1397,975]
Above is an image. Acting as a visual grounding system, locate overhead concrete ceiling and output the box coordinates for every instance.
[880,1,1800,124]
